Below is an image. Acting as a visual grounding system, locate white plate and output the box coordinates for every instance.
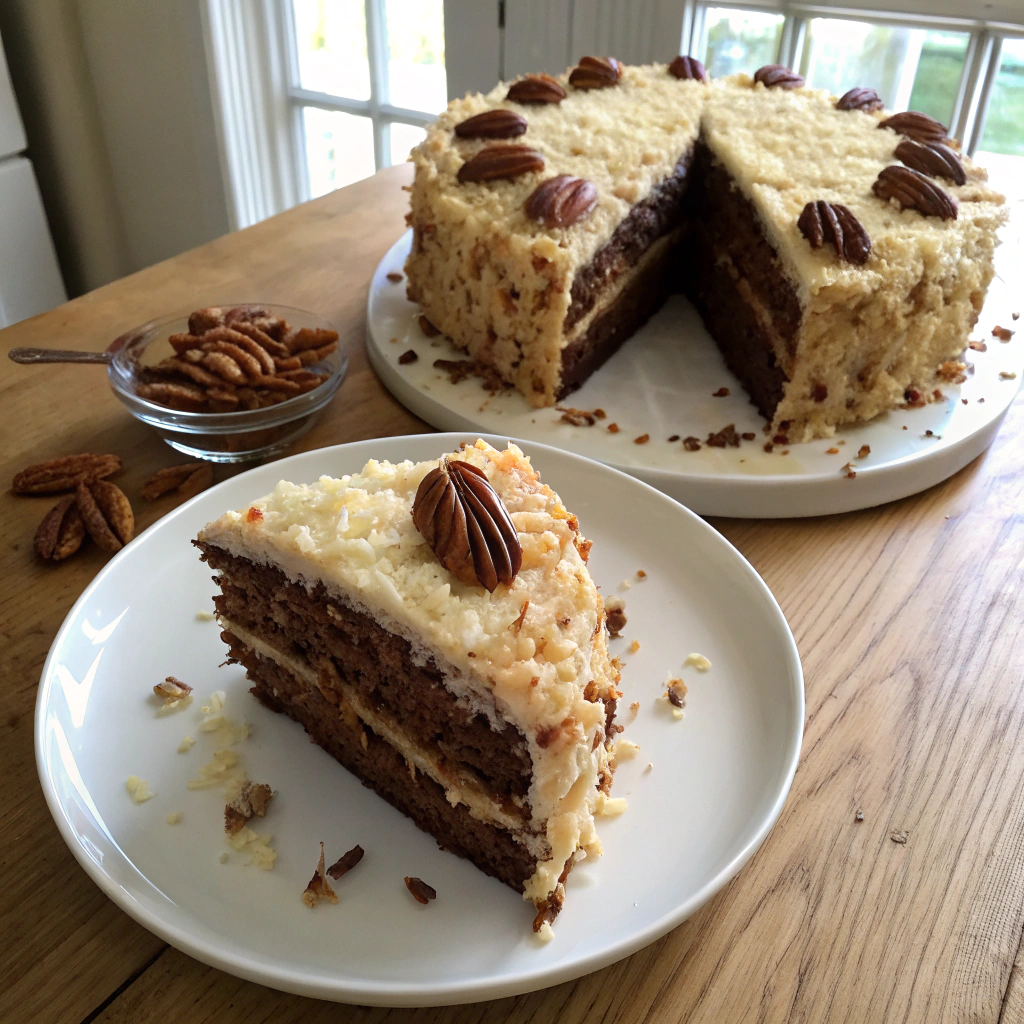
[368,231,1023,517]
[37,433,802,1006]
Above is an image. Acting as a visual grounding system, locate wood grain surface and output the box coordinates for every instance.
[3,162,1024,1024]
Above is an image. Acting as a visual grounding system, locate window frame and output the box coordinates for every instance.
[278,0,442,203]
[687,1,1024,153]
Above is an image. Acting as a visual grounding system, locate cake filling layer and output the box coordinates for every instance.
[564,147,695,332]
[221,616,537,838]
[200,544,536,813]
[224,632,545,892]
[558,230,682,398]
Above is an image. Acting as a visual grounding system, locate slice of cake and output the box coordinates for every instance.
[688,73,1007,443]
[195,440,621,930]
[405,59,709,407]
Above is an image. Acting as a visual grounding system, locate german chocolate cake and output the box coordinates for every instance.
[196,440,620,930]
[404,59,1006,442]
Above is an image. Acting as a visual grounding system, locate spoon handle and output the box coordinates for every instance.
[8,347,114,365]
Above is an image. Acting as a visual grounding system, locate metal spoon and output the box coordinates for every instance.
[8,348,114,365]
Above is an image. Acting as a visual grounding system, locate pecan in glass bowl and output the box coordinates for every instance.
[106,304,347,463]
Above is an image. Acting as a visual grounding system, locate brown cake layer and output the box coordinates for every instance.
[682,144,801,419]
[565,148,695,332]
[196,543,533,805]
[686,249,789,419]
[223,632,541,892]
[558,231,683,399]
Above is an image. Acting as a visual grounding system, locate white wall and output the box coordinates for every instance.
[0,0,229,296]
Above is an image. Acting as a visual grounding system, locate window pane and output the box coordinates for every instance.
[385,0,447,113]
[803,19,968,125]
[907,31,970,127]
[389,122,426,166]
[302,108,375,198]
[980,39,1024,157]
[703,9,783,79]
[292,0,370,101]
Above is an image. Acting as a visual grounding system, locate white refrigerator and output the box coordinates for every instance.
[0,34,66,328]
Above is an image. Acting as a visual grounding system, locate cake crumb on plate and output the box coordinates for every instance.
[166,811,183,825]
[628,640,640,654]
[195,610,215,622]
[125,776,155,803]
[177,735,195,753]
[684,653,711,672]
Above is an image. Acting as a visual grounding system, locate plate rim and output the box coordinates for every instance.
[367,230,1021,518]
[35,431,805,1006]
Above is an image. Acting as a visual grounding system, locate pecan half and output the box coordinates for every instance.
[13,453,122,495]
[141,463,214,501]
[136,380,208,411]
[836,87,883,112]
[569,56,621,90]
[327,844,365,880]
[187,307,225,335]
[75,480,134,553]
[797,201,872,265]
[412,456,522,592]
[878,110,948,143]
[404,876,436,904]
[668,55,708,82]
[754,64,804,89]
[283,326,339,355]
[873,165,958,220]
[457,144,544,183]
[302,842,338,908]
[454,109,527,139]
[506,73,567,105]
[525,175,598,228]
[895,138,966,186]
[34,494,86,561]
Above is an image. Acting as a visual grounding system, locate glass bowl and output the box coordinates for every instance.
[107,304,347,463]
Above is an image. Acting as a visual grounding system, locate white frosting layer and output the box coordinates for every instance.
[198,440,619,901]
[702,74,1006,306]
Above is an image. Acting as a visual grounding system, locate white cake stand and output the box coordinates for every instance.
[367,230,1022,518]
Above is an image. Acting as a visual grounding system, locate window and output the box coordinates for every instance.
[204,0,1023,229]
[692,3,1024,200]
[287,0,445,199]
[976,37,1024,201]
[703,8,784,78]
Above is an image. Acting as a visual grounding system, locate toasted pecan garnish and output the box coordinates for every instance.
[457,144,545,183]
[836,87,883,112]
[13,453,121,495]
[668,55,708,82]
[75,480,133,553]
[506,73,566,104]
[33,495,86,561]
[454,109,527,139]
[412,457,522,591]
[569,56,621,90]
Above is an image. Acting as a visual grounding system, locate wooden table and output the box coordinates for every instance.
[3,163,1024,1024]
